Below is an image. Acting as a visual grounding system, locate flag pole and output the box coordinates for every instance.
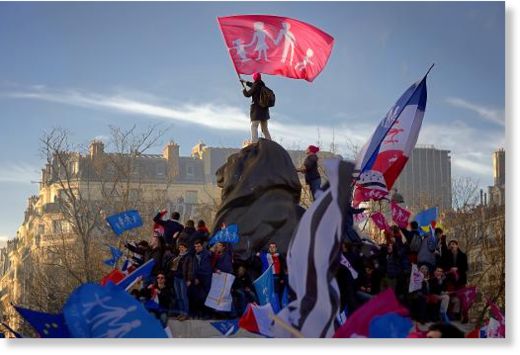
[270,315,305,338]
[423,63,435,79]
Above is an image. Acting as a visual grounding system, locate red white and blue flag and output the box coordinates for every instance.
[218,15,334,82]
[354,70,430,202]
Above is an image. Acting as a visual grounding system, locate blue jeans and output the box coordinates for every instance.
[309,178,322,200]
[173,277,189,316]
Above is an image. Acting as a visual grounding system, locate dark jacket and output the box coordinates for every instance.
[171,253,195,282]
[194,249,213,278]
[442,249,468,287]
[153,212,184,246]
[212,248,233,274]
[177,226,196,249]
[303,154,320,183]
[243,80,270,121]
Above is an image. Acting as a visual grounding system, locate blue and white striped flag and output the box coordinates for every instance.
[272,159,354,338]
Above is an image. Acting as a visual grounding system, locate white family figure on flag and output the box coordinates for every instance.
[274,22,296,64]
[295,48,314,71]
[247,21,275,61]
[83,293,138,331]
[232,39,250,62]
[101,319,141,338]
[82,294,111,316]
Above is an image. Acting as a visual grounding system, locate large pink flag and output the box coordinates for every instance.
[371,212,390,232]
[218,15,334,82]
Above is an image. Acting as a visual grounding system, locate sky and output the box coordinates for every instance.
[0,1,505,245]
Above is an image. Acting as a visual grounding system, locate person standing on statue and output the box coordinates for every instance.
[241,72,272,143]
[297,145,321,201]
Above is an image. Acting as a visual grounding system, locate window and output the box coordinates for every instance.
[185,191,198,204]
[38,224,45,235]
[186,165,194,177]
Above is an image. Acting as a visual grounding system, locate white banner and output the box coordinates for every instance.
[205,272,235,312]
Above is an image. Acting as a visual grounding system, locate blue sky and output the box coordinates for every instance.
[0,1,505,245]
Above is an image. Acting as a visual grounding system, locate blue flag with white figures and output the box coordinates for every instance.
[103,245,123,267]
[117,259,155,290]
[106,210,143,236]
[208,224,240,246]
[253,265,280,313]
[210,319,239,336]
[13,305,71,338]
[63,282,167,338]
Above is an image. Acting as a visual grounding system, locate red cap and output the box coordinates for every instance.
[307,145,320,154]
[252,72,261,82]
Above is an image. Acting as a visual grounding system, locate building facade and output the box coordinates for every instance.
[392,145,452,212]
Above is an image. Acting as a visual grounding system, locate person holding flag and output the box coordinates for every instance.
[241,72,272,143]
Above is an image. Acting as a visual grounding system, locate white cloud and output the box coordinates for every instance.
[0,162,40,184]
[446,97,505,126]
[3,86,504,181]
[5,86,370,155]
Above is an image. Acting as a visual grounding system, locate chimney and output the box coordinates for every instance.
[484,192,487,206]
[163,141,180,180]
[89,140,105,159]
[480,189,484,205]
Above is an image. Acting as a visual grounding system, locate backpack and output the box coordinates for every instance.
[259,86,276,108]
[410,233,422,253]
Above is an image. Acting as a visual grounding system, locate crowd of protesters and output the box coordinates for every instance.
[124,209,468,329]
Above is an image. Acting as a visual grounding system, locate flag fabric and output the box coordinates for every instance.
[336,306,348,326]
[218,15,334,82]
[487,300,505,337]
[106,209,143,236]
[334,289,409,338]
[352,170,389,206]
[368,313,413,338]
[210,319,240,336]
[414,207,438,234]
[205,272,235,312]
[408,264,424,293]
[116,259,155,290]
[208,224,240,246]
[280,286,289,309]
[370,212,391,233]
[454,286,477,313]
[272,159,354,338]
[340,254,359,279]
[13,305,71,338]
[391,201,412,228]
[253,264,280,313]
[239,303,275,337]
[100,269,126,286]
[63,282,167,338]
[353,211,368,224]
[355,73,429,191]
[103,245,123,267]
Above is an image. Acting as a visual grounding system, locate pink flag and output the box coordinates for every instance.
[370,212,390,232]
[390,201,411,228]
[218,15,334,82]
[333,289,409,338]
[486,299,505,337]
[455,286,477,313]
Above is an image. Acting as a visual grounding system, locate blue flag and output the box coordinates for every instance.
[106,210,143,236]
[116,259,155,290]
[63,282,167,338]
[253,265,280,313]
[103,245,123,267]
[281,286,289,309]
[414,207,438,235]
[208,224,240,246]
[13,305,71,338]
[210,319,239,336]
[368,312,413,338]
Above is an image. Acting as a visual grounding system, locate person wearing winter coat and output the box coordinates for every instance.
[296,145,321,200]
[241,72,272,143]
[153,210,184,248]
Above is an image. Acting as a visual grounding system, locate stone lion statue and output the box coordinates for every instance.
[212,139,304,260]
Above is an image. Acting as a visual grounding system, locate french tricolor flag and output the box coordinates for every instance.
[238,303,275,337]
[355,67,431,197]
